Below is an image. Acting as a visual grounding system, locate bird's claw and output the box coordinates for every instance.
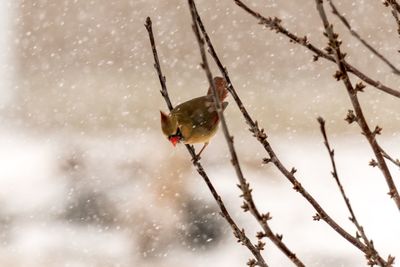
[192,154,201,162]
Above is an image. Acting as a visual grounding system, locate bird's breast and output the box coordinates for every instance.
[181,123,219,144]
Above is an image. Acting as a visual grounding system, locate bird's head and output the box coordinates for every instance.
[160,111,183,146]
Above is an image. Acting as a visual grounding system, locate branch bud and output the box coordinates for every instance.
[345,110,357,124]
[313,213,321,221]
[387,255,395,266]
[256,231,266,239]
[293,181,302,191]
[255,240,266,251]
[247,259,257,267]
[355,82,366,92]
[373,125,383,136]
[333,70,344,81]
[261,212,272,222]
[262,158,272,164]
[369,159,378,167]
[241,201,250,212]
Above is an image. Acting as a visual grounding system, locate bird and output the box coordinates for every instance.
[160,76,229,158]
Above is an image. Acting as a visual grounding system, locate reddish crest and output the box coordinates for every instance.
[160,110,169,124]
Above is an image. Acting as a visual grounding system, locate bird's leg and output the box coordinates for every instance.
[193,142,209,161]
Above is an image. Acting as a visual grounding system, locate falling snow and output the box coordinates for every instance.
[0,0,399,266]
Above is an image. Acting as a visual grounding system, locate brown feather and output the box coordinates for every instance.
[207,77,228,101]
[160,77,229,147]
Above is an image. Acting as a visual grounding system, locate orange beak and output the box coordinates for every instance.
[169,136,180,147]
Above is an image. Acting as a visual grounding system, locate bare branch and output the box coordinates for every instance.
[233,0,400,98]
[144,18,173,111]
[328,0,400,75]
[314,0,400,212]
[317,117,389,267]
[188,2,305,266]
[194,1,389,264]
[145,16,268,267]
[382,0,400,36]
[378,145,400,168]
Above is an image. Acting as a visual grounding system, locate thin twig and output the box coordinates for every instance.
[328,0,400,75]
[234,0,400,211]
[194,2,390,264]
[145,16,268,267]
[145,19,173,111]
[317,117,391,267]
[314,0,400,212]
[328,0,400,170]
[383,0,400,36]
[378,145,400,168]
[233,0,400,99]
[188,1,305,266]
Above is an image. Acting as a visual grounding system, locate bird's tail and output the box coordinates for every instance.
[207,77,228,101]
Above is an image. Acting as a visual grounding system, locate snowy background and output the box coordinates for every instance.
[0,0,399,266]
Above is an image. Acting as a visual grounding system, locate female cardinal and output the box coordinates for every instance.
[160,77,228,157]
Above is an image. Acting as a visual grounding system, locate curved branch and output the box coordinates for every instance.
[382,0,400,36]
[328,0,400,75]
[188,1,306,266]
[194,1,390,264]
[145,16,268,267]
[314,0,400,212]
[234,0,400,99]
[379,145,400,168]
[318,117,388,267]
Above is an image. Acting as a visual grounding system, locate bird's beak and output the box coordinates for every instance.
[169,136,180,147]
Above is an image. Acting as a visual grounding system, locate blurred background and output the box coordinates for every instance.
[0,0,399,266]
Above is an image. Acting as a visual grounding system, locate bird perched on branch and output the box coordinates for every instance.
[160,77,229,158]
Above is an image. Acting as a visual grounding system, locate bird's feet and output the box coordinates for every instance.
[191,142,208,162]
[191,153,201,162]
